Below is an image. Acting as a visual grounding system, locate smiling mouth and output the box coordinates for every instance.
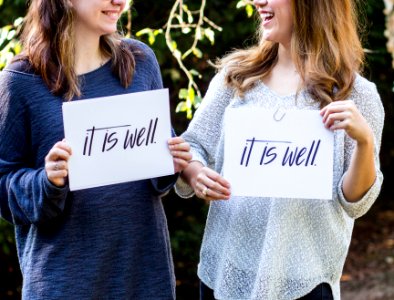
[103,11,119,18]
[262,12,274,22]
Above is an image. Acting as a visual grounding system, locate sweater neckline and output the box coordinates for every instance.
[78,59,112,78]
[257,80,304,99]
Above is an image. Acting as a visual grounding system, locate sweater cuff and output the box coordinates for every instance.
[175,175,195,198]
[42,170,69,202]
[337,171,383,219]
[150,173,179,196]
[175,157,207,199]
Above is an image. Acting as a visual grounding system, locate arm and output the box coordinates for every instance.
[320,77,384,217]
[180,161,230,201]
[0,72,69,225]
[175,70,233,200]
[321,100,376,201]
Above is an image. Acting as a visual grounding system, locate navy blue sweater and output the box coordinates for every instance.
[0,39,177,299]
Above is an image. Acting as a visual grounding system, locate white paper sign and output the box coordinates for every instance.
[223,108,334,199]
[62,89,174,191]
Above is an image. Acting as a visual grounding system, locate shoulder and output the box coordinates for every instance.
[352,74,379,95]
[122,38,157,62]
[0,60,38,89]
[0,61,35,94]
[350,73,384,119]
[4,59,34,74]
[0,60,44,109]
[206,67,234,97]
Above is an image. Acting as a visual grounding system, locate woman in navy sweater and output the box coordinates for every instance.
[0,0,191,299]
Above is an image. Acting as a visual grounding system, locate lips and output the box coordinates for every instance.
[102,10,120,20]
[260,11,274,22]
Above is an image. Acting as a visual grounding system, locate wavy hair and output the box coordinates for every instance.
[219,0,364,106]
[14,0,137,100]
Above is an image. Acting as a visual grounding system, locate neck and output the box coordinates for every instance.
[74,33,106,75]
[276,43,296,72]
[262,42,301,97]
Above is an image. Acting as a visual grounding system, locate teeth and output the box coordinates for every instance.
[104,12,118,17]
[262,12,274,19]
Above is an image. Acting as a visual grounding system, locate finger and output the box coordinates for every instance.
[320,100,356,117]
[168,136,185,146]
[329,119,351,131]
[170,150,192,161]
[321,105,348,122]
[203,167,231,188]
[323,112,352,128]
[196,174,231,197]
[46,148,72,163]
[168,139,190,151]
[48,169,68,178]
[173,158,189,173]
[205,189,230,201]
[53,140,73,154]
[50,160,68,171]
[196,182,230,200]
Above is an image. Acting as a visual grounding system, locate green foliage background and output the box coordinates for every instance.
[0,1,393,299]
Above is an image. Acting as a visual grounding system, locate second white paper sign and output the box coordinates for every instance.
[223,108,334,200]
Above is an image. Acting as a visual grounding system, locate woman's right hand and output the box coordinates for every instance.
[185,162,231,201]
[45,140,72,187]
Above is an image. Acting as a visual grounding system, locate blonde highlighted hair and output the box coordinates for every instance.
[14,0,137,100]
[219,0,364,106]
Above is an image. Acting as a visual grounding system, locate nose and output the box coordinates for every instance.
[111,0,125,5]
[253,0,267,6]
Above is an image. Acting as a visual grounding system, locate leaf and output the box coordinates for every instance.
[148,33,155,45]
[182,27,192,34]
[153,29,163,36]
[179,88,188,99]
[187,87,195,104]
[194,96,202,108]
[0,28,8,45]
[7,30,16,41]
[176,101,188,113]
[204,28,215,45]
[170,41,178,51]
[14,17,24,27]
[190,69,202,78]
[196,27,202,40]
[13,42,22,55]
[192,48,203,58]
[246,4,254,18]
[135,28,153,37]
[169,69,181,81]
[236,0,246,8]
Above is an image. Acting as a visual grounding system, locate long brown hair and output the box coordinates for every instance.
[15,0,136,100]
[219,0,364,106]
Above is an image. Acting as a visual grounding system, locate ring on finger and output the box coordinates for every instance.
[202,186,209,197]
[54,162,59,171]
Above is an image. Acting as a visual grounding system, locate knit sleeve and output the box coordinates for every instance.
[337,75,385,218]
[0,71,68,225]
[150,128,179,196]
[175,70,234,198]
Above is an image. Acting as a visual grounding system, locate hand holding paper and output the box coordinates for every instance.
[45,140,72,187]
[168,137,192,173]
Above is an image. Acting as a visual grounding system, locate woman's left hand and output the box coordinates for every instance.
[320,100,373,145]
[168,137,192,173]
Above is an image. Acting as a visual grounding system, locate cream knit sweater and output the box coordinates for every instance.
[176,70,384,300]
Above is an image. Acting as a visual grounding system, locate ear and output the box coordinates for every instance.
[67,0,73,8]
